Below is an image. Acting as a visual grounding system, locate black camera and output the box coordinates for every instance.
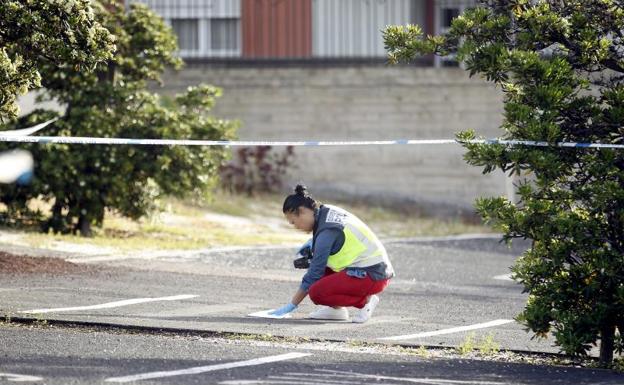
[293,245,312,269]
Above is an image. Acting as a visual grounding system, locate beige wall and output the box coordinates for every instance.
[17,91,64,117]
[162,65,508,217]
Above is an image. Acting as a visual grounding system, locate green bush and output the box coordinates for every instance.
[0,1,237,236]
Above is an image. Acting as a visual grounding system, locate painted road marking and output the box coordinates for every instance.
[261,375,363,384]
[387,233,502,243]
[66,245,298,263]
[104,352,312,383]
[315,369,508,384]
[378,319,514,341]
[219,379,336,385]
[220,369,509,385]
[221,381,356,385]
[493,274,513,281]
[0,372,43,382]
[18,294,198,314]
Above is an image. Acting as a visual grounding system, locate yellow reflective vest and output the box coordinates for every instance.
[313,205,390,272]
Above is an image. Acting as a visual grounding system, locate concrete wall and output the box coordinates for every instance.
[17,91,64,116]
[164,66,508,216]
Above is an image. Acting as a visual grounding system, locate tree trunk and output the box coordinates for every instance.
[599,322,615,367]
[51,201,62,223]
[46,201,65,233]
[77,215,92,237]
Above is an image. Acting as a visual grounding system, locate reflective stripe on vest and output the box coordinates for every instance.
[326,216,386,272]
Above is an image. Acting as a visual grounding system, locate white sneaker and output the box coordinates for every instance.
[352,295,380,323]
[308,306,350,321]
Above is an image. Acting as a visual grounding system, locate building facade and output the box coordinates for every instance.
[127,0,474,63]
[125,0,508,217]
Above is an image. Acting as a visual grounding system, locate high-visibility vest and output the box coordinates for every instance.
[318,205,388,272]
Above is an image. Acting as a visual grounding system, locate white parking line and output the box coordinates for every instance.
[104,352,312,383]
[493,274,513,281]
[221,369,510,385]
[378,319,514,341]
[67,245,298,263]
[314,369,508,384]
[386,233,502,243]
[18,294,198,314]
[0,372,43,382]
[220,381,343,385]
[265,375,366,384]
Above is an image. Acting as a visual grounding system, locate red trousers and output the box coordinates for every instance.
[308,268,390,309]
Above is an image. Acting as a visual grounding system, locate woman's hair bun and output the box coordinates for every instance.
[283,183,317,214]
[294,184,308,196]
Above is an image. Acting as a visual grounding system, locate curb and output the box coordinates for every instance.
[4,315,571,360]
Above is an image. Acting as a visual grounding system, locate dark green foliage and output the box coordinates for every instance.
[0,1,237,236]
[385,0,624,366]
[0,0,115,120]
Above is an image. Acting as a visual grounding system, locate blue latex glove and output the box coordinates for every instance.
[298,238,313,256]
[269,303,297,316]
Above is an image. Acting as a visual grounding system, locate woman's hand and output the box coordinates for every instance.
[298,238,313,256]
[269,289,307,316]
[268,303,297,316]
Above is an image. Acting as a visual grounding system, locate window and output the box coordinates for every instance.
[441,60,460,67]
[442,8,460,29]
[171,19,199,51]
[435,1,478,67]
[210,18,239,50]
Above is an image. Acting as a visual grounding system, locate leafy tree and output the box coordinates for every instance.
[0,1,237,236]
[0,0,115,121]
[385,0,624,366]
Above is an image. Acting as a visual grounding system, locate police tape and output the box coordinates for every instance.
[1,119,623,148]
[1,135,624,149]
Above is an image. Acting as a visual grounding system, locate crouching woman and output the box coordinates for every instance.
[269,184,394,323]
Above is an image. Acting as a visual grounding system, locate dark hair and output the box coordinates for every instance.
[283,184,318,214]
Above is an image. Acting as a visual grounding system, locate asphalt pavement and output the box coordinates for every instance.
[2,323,622,385]
[1,235,621,384]
[2,236,552,351]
